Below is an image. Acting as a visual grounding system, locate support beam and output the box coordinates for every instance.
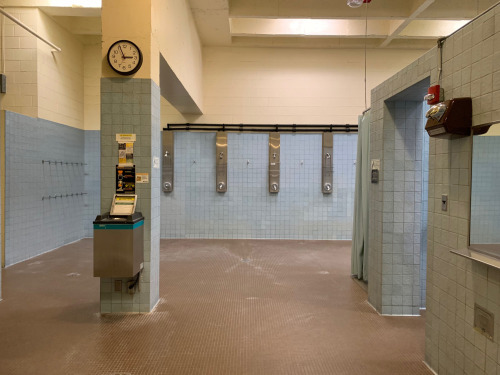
[380,0,435,47]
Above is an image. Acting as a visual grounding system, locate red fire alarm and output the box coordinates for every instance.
[425,85,442,105]
[363,0,372,3]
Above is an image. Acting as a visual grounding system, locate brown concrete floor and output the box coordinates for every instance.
[0,238,432,375]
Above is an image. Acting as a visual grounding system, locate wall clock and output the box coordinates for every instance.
[107,40,143,76]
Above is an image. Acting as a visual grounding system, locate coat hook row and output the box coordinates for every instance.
[42,192,87,200]
[42,160,87,166]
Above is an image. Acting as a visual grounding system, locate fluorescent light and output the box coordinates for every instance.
[48,0,101,7]
[230,18,472,39]
[230,18,387,37]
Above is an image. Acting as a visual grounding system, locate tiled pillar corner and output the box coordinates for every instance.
[370,4,500,372]
[369,99,428,316]
[99,78,160,313]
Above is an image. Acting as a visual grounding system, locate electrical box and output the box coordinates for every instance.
[371,159,380,184]
[0,74,6,93]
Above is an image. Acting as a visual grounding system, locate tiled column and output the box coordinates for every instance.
[99,0,159,313]
[99,78,160,313]
[368,100,427,316]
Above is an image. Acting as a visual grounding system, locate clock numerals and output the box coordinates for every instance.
[108,40,143,76]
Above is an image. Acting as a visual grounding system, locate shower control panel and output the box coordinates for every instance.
[216,132,227,193]
[162,131,174,192]
[322,133,333,194]
[269,132,280,193]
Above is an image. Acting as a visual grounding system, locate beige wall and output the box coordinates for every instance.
[0,7,91,129]
[483,123,500,135]
[83,42,101,131]
[151,0,203,110]
[162,46,427,125]
[102,0,204,116]
[37,9,84,129]
[101,0,152,80]
[0,8,38,118]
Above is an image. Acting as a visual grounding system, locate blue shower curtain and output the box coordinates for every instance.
[351,110,370,281]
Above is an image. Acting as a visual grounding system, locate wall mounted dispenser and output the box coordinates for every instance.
[425,97,472,138]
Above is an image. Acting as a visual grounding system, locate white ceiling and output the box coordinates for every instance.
[11,0,499,50]
[189,0,499,49]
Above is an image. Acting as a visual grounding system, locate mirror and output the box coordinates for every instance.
[469,122,500,263]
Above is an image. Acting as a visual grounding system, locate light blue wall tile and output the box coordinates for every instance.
[370,101,428,314]
[99,77,160,313]
[84,131,101,237]
[4,112,85,266]
[160,132,357,240]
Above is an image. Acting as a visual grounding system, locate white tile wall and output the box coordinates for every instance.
[370,3,500,374]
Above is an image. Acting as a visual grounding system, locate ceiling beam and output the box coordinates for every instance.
[380,0,435,47]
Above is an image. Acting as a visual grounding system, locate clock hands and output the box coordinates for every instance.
[108,40,142,75]
[118,45,135,61]
[118,45,125,59]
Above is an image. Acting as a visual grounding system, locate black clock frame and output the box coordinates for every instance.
[107,40,143,76]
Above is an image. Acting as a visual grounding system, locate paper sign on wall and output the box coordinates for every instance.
[118,142,134,165]
[136,173,149,183]
[116,134,136,142]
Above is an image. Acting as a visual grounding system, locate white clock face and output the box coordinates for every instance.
[107,40,143,75]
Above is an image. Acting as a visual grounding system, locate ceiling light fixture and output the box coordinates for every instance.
[347,0,371,8]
